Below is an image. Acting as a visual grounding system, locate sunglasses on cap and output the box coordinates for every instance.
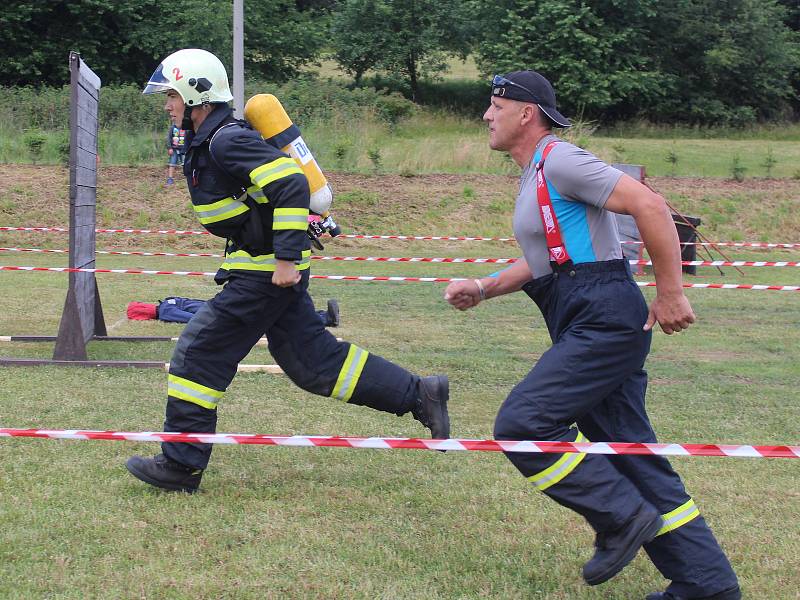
[492,74,540,103]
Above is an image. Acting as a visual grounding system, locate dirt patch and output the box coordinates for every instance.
[649,176,800,199]
[1,165,798,252]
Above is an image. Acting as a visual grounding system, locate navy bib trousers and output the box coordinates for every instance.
[493,259,737,597]
[162,276,418,471]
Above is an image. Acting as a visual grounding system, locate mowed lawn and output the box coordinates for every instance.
[0,230,798,599]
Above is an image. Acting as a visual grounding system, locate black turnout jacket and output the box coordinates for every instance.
[183,105,311,283]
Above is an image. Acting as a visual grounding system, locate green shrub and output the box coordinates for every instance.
[246,77,415,130]
[133,211,150,228]
[332,141,352,170]
[374,94,416,126]
[367,147,382,174]
[665,144,679,176]
[762,147,777,178]
[56,131,70,166]
[1,78,415,136]
[729,154,747,182]
[361,76,488,118]
[101,84,165,130]
[23,130,47,164]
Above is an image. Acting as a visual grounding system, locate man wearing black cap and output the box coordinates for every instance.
[444,71,740,600]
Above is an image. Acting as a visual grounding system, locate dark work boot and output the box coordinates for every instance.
[411,375,450,439]
[326,299,340,327]
[645,586,741,600]
[126,454,203,493]
[583,504,662,586]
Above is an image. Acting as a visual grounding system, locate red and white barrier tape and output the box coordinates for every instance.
[3,227,799,249]
[336,234,517,242]
[2,248,800,269]
[314,257,800,268]
[0,428,797,458]
[0,247,220,258]
[2,265,800,291]
[338,236,800,249]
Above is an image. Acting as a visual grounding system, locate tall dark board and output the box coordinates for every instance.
[54,52,107,360]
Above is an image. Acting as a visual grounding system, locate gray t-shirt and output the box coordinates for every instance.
[513,134,624,278]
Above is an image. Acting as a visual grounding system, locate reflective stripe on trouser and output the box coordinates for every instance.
[495,264,655,532]
[266,291,418,416]
[331,344,369,402]
[506,260,738,597]
[167,373,224,409]
[657,499,700,536]
[527,431,588,491]
[576,375,738,598]
[163,276,419,470]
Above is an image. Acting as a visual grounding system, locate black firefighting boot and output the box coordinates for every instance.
[645,586,741,600]
[326,299,340,327]
[583,504,662,585]
[411,375,450,439]
[126,454,203,493]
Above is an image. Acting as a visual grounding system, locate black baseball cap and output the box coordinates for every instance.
[491,71,571,128]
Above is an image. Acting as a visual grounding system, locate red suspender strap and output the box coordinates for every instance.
[534,141,572,266]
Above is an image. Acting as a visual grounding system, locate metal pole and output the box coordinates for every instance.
[233,0,244,117]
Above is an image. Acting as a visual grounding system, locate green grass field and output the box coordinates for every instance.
[1,163,799,598]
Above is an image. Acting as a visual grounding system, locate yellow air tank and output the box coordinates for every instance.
[244,93,333,216]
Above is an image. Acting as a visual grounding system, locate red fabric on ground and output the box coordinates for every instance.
[127,302,157,320]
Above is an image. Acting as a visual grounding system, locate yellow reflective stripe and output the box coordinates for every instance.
[193,194,249,225]
[657,499,700,536]
[167,374,224,410]
[249,157,303,188]
[273,207,310,230]
[247,185,268,204]
[331,344,369,402]
[220,249,311,272]
[528,431,588,491]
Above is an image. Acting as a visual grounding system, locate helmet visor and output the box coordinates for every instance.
[142,63,172,95]
[142,83,173,95]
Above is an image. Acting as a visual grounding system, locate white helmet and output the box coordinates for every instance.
[143,49,233,106]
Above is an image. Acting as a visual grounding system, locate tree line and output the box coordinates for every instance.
[1,0,798,125]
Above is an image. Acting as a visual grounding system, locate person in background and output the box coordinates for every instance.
[444,70,739,600]
[128,296,340,328]
[166,122,187,184]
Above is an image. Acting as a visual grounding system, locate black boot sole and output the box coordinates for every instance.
[584,512,663,586]
[125,457,200,494]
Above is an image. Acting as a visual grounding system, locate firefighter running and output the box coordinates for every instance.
[126,49,449,493]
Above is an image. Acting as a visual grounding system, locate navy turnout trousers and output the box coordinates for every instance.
[493,260,737,597]
[162,276,418,470]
